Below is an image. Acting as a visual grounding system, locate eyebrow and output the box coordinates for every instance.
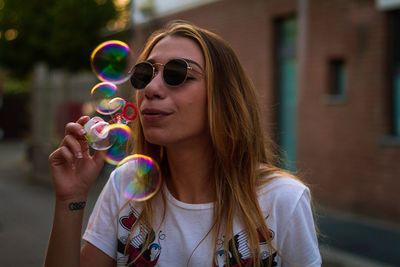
[183,58,204,72]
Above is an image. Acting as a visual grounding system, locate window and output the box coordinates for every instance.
[388,11,400,138]
[274,16,298,171]
[327,58,346,103]
[393,67,400,137]
[380,10,400,145]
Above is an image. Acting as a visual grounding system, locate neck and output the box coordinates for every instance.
[165,139,214,204]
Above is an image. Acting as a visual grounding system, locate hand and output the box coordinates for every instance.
[48,116,105,201]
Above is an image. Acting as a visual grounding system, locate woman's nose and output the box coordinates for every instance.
[143,71,165,99]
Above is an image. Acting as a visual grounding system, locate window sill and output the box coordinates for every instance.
[323,95,347,105]
[380,135,400,146]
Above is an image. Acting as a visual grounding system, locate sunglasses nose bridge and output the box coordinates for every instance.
[143,64,166,91]
[151,64,164,84]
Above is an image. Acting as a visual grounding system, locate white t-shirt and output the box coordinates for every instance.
[83,166,322,267]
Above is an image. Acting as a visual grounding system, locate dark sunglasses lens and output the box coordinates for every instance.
[130,63,153,89]
[163,59,188,86]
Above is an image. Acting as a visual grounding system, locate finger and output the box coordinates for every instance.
[49,146,75,167]
[76,116,90,126]
[79,138,90,157]
[65,122,87,137]
[92,150,105,167]
[61,135,84,159]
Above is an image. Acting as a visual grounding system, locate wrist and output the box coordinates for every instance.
[55,195,88,209]
[54,198,88,214]
[55,188,90,203]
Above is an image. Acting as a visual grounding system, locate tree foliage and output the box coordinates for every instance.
[0,0,124,76]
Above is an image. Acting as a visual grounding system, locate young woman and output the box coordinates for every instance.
[45,21,321,267]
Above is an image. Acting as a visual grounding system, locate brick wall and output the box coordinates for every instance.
[297,0,400,223]
[131,0,400,223]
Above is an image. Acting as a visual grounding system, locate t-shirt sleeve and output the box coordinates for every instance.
[280,188,322,267]
[82,170,120,260]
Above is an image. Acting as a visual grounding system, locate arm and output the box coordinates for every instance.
[44,116,115,267]
[45,199,116,267]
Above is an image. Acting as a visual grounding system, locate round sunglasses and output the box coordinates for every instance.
[130,58,202,89]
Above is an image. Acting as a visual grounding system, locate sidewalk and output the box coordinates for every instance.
[0,140,398,267]
[318,208,400,267]
[0,140,109,267]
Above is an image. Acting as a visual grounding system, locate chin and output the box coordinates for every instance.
[143,133,170,146]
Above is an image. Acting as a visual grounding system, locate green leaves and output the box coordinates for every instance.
[0,0,124,77]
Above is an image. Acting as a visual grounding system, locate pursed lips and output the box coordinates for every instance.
[140,108,173,121]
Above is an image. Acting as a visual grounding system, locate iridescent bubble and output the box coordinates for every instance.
[104,124,132,165]
[108,97,126,114]
[91,40,133,84]
[103,97,127,123]
[90,82,119,115]
[84,117,116,150]
[116,154,162,201]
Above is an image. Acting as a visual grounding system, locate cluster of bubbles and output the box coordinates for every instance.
[85,40,161,201]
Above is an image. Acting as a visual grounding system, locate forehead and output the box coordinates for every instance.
[147,35,204,67]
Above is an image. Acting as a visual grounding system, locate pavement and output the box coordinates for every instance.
[0,140,110,267]
[0,140,399,267]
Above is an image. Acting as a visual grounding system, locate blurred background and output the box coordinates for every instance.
[0,0,399,266]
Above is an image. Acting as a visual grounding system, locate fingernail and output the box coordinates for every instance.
[80,129,86,135]
[76,152,83,158]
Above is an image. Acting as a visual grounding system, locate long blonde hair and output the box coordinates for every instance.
[129,20,287,266]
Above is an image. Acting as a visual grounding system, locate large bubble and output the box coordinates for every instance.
[90,40,133,84]
[116,154,162,201]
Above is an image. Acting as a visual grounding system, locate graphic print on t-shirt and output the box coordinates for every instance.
[116,206,277,267]
[117,205,165,266]
[214,223,277,267]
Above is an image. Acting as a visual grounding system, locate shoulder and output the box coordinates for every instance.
[256,174,321,265]
[258,174,309,197]
[257,174,311,216]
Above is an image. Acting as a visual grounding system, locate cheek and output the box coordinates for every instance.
[186,92,208,123]
[136,91,144,105]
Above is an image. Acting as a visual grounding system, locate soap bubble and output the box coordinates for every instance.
[84,117,115,150]
[91,40,133,84]
[104,124,132,165]
[116,154,162,201]
[90,82,120,115]
[108,97,126,114]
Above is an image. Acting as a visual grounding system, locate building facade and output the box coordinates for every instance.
[131,0,400,224]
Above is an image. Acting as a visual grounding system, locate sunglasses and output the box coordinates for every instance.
[130,58,202,89]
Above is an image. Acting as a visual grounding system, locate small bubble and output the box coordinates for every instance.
[90,82,120,115]
[83,117,115,150]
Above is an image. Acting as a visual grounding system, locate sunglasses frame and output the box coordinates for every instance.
[130,58,203,89]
